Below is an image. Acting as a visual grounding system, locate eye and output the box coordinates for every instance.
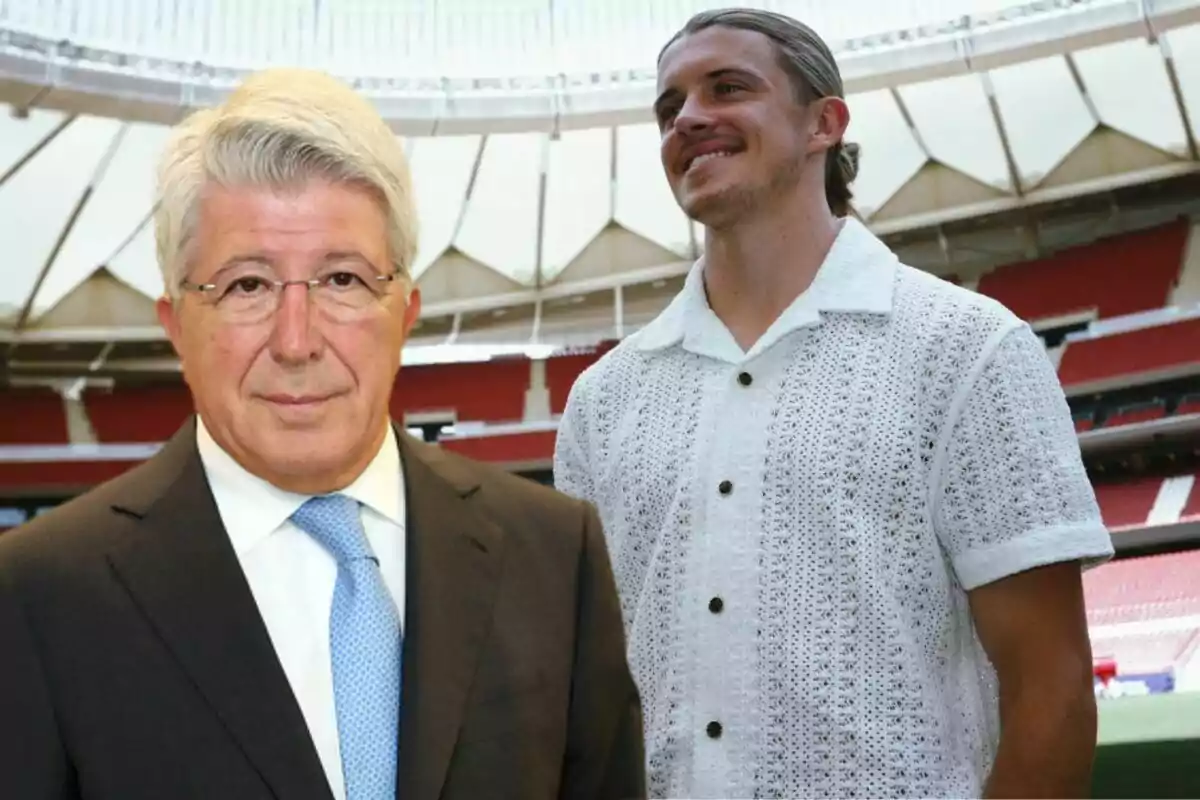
[656,106,679,130]
[223,276,272,296]
[322,271,378,293]
[714,81,743,96]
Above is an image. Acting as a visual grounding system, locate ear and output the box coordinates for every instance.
[401,284,421,338]
[156,294,184,357]
[806,96,850,156]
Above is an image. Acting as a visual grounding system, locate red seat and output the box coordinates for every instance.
[1181,472,1200,522]
[545,342,616,415]
[1093,477,1163,530]
[1103,401,1167,428]
[1177,395,1200,416]
[978,220,1188,323]
[1084,549,1200,627]
[84,385,195,443]
[0,388,69,444]
[1058,318,1200,388]
[392,359,529,423]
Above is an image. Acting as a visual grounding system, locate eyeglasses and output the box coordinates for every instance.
[181,265,402,324]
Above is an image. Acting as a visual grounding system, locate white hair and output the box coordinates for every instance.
[154,68,418,297]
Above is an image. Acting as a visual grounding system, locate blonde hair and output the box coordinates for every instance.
[154,68,417,297]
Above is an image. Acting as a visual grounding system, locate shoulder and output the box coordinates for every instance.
[410,437,591,532]
[560,332,686,432]
[567,338,654,404]
[894,265,1023,338]
[0,471,146,589]
[0,433,195,581]
[891,264,1031,372]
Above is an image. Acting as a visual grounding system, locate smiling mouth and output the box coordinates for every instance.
[684,149,738,174]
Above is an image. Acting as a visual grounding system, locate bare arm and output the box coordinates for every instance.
[931,322,1113,796]
[969,561,1098,799]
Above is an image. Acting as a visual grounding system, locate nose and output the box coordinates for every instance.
[269,283,324,364]
[672,92,715,135]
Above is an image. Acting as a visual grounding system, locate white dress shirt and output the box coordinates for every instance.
[196,417,407,800]
[555,218,1114,799]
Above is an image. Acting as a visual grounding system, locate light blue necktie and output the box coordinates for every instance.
[292,494,402,799]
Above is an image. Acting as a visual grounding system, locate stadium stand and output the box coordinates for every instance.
[1087,550,1200,695]
[0,387,69,445]
[1058,317,1200,390]
[83,384,197,443]
[975,220,1189,323]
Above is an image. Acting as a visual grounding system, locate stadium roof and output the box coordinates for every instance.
[3,0,1200,368]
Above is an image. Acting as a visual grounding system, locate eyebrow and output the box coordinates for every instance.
[213,250,382,276]
[213,255,272,276]
[322,251,379,268]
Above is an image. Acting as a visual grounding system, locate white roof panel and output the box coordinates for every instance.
[0,108,64,176]
[1167,24,1200,148]
[0,115,121,317]
[989,56,1095,186]
[32,122,168,315]
[4,0,1200,344]
[455,131,544,284]
[407,134,481,276]
[899,73,1012,190]
[844,89,926,216]
[613,122,690,257]
[1075,37,1189,155]
[107,220,163,300]
[543,127,614,282]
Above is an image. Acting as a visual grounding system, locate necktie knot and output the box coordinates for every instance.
[291,494,375,565]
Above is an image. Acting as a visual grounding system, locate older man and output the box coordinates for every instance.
[0,69,644,800]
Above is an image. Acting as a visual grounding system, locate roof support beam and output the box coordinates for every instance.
[1064,53,1101,126]
[613,284,625,340]
[889,87,931,160]
[979,72,1024,198]
[0,113,76,189]
[13,123,129,334]
[534,133,551,289]
[1157,33,1200,160]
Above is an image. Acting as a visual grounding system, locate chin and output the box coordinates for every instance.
[682,188,747,228]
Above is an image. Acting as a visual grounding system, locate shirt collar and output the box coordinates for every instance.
[633,217,898,361]
[196,415,405,557]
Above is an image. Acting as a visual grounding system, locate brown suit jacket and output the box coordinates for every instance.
[0,420,645,800]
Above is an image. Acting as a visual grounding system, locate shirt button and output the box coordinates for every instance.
[718,480,733,495]
[709,597,724,613]
[706,721,723,739]
[737,371,752,386]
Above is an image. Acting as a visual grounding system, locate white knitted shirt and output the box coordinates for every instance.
[554,218,1114,800]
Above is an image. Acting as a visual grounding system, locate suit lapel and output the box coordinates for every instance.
[105,422,333,800]
[394,435,505,800]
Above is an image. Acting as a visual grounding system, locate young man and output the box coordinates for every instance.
[554,9,1113,799]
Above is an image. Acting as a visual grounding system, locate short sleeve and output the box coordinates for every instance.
[933,322,1114,591]
[553,376,595,503]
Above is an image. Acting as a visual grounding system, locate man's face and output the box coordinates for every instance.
[655,25,825,227]
[157,178,420,493]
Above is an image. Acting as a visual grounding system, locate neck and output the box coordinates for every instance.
[701,192,842,351]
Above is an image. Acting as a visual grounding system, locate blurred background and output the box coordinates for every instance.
[1,1,1198,794]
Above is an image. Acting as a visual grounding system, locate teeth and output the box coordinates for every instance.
[688,150,733,171]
